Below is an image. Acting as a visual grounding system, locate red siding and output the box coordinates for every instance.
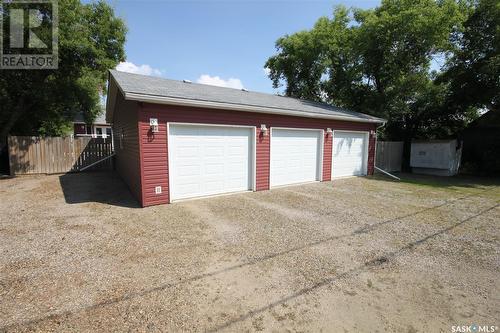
[137,103,377,207]
[367,132,376,175]
[113,95,142,204]
[322,132,333,181]
[138,114,169,206]
[256,127,270,190]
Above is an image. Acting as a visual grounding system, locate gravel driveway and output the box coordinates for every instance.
[1,172,499,332]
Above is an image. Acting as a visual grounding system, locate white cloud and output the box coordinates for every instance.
[116,61,162,76]
[263,67,271,76]
[196,74,244,89]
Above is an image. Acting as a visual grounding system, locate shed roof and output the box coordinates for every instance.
[107,69,385,124]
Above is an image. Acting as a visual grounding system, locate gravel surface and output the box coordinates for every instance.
[0,172,499,332]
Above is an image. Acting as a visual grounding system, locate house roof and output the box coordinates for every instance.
[465,110,500,130]
[73,107,109,125]
[107,69,385,124]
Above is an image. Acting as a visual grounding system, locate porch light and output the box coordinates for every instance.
[150,118,159,133]
[326,128,333,136]
[260,124,268,136]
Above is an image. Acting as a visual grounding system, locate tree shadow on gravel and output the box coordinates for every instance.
[59,171,140,208]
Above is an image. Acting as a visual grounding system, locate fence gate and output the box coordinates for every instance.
[8,136,114,175]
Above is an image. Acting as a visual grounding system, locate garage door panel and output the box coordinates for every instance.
[225,179,246,189]
[178,165,200,176]
[169,125,253,200]
[332,132,367,178]
[205,164,224,175]
[205,146,225,156]
[177,146,199,157]
[177,183,201,195]
[271,129,321,187]
[229,145,246,156]
[205,180,224,191]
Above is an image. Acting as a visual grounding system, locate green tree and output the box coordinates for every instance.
[0,0,126,149]
[265,0,476,168]
[439,0,500,113]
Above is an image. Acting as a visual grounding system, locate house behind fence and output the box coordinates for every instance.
[376,141,403,172]
[8,136,114,175]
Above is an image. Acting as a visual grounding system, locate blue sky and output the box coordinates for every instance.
[106,0,378,94]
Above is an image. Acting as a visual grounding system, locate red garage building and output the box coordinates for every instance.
[106,70,385,207]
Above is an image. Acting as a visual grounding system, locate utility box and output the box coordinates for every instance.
[410,140,462,176]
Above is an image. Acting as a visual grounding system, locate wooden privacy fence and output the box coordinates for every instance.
[8,136,114,175]
[376,141,404,172]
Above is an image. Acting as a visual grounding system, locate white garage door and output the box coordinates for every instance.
[332,131,368,178]
[169,124,253,200]
[271,129,322,187]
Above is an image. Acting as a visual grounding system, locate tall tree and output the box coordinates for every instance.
[0,0,126,149]
[439,0,500,113]
[265,0,475,168]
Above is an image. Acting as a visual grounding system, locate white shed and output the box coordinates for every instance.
[410,140,462,176]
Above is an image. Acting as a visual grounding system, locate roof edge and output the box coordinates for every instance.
[106,71,122,124]
[124,92,386,124]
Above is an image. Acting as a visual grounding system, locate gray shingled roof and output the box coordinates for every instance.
[73,106,108,125]
[109,69,384,123]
